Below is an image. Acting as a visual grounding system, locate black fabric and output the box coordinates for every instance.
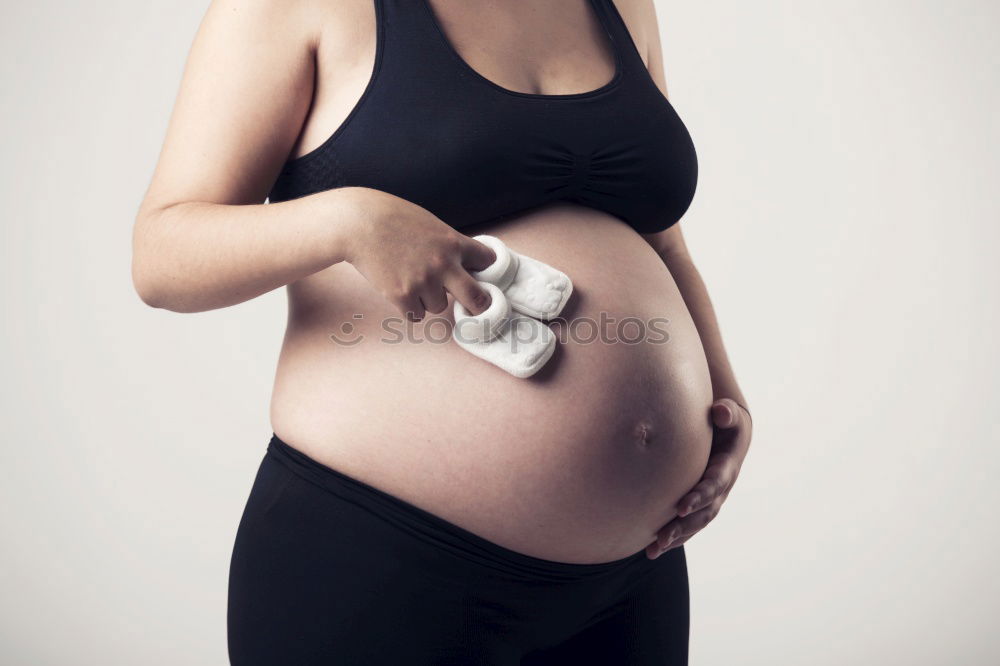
[267,0,698,234]
[227,434,690,665]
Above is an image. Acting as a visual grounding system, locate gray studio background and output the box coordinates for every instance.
[2,0,998,663]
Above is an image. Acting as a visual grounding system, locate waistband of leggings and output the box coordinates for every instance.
[266,433,649,581]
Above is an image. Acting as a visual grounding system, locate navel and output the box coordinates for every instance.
[633,420,656,448]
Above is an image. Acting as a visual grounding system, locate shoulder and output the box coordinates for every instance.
[197,0,327,52]
[609,0,662,68]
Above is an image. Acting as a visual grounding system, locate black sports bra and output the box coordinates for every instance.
[267,0,698,234]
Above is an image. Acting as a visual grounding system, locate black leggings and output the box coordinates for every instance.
[227,434,690,665]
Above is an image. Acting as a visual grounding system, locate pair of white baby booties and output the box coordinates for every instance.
[451,235,573,378]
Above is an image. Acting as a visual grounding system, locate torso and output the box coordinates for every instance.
[269,0,713,564]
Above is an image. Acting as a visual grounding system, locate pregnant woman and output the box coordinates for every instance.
[132,0,753,663]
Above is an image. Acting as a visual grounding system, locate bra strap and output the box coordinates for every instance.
[591,0,648,75]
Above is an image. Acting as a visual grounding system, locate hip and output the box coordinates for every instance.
[228,434,690,664]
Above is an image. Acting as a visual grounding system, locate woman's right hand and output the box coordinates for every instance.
[341,188,498,321]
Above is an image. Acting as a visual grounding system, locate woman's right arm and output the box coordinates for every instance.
[134,186,374,314]
[132,0,494,316]
[132,0,339,313]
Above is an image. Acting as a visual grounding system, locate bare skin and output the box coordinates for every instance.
[133,0,753,564]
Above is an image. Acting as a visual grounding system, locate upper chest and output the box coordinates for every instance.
[311,0,652,114]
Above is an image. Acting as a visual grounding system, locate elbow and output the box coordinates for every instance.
[132,263,166,309]
[131,235,161,309]
[130,202,227,314]
[131,267,202,313]
[132,212,167,309]
[132,253,214,313]
[132,276,166,309]
[131,260,202,312]
[131,208,188,312]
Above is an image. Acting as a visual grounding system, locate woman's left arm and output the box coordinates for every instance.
[642,225,754,560]
[630,0,753,559]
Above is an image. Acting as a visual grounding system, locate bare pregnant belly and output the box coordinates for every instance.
[270,201,714,563]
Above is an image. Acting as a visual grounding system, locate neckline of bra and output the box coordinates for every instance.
[417,0,627,101]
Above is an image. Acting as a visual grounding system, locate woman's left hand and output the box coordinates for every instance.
[646,398,753,560]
